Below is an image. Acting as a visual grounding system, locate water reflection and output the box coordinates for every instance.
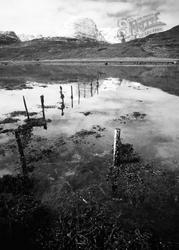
[71,85,74,108]
[1,77,179,171]
[90,81,93,97]
[83,83,86,98]
[59,86,65,116]
[96,81,99,95]
[78,84,80,105]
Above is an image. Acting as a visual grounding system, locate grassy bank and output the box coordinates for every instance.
[0,64,179,96]
[0,142,178,250]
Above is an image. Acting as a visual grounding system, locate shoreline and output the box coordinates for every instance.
[0,57,179,66]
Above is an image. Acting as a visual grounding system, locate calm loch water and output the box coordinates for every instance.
[0,67,179,177]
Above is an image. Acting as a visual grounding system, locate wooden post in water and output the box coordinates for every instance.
[78,84,80,105]
[40,95,47,129]
[110,128,121,195]
[23,96,30,120]
[71,85,73,108]
[40,95,45,120]
[15,130,28,176]
[90,81,93,97]
[113,128,121,166]
[60,86,63,96]
[60,86,64,100]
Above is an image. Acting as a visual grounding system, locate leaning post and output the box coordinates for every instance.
[40,95,45,120]
[90,81,93,97]
[40,95,47,129]
[15,130,28,177]
[23,96,30,120]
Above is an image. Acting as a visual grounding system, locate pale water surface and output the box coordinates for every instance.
[0,77,179,176]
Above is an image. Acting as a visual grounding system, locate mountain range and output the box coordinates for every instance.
[0,25,178,60]
[0,31,20,45]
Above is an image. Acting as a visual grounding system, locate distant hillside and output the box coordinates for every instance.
[0,26,178,60]
[126,25,179,58]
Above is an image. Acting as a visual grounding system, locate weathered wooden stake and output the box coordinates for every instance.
[71,86,73,108]
[113,128,121,166]
[90,81,93,97]
[60,86,64,100]
[15,130,28,176]
[40,95,45,119]
[40,95,47,129]
[23,96,30,120]
[110,128,121,195]
[71,85,73,98]
[60,86,63,96]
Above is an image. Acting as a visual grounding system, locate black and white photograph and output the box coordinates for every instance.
[0,0,179,249]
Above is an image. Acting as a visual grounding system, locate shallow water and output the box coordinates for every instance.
[0,75,179,177]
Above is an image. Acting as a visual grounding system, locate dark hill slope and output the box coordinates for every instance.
[0,26,178,60]
[0,37,107,60]
[126,25,179,58]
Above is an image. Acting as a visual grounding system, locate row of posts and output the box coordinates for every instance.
[22,81,99,122]
[15,80,119,179]
[15,94,46,176]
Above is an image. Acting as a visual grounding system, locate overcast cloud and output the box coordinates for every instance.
[0,0,178,36]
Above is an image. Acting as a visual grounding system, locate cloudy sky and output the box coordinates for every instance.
[0,0,178,36]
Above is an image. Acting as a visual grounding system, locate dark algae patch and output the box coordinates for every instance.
[0,140,178,250]
[9,111,38,118]
[0,113,41,126]
[0,117,19,124]
[81,111,92,116]
[132,112,146,119]
[114,112,147,124]
[70,126,106,144]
